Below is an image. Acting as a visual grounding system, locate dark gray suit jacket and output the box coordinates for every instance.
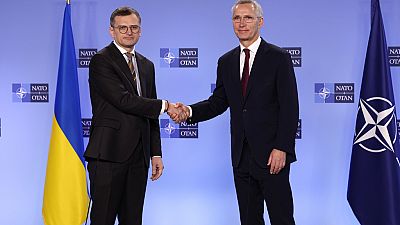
[85,42,162,167]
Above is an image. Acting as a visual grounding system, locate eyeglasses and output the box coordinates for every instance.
[113,25,141,34]
[232,15,259,23]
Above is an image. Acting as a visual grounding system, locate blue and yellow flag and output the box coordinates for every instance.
[347,0,400,224]
[42,2,89,225]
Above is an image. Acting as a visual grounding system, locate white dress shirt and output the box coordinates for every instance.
[239,36,262,80]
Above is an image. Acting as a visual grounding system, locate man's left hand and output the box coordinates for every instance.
[267,149,286,175]
[151,157,164,181]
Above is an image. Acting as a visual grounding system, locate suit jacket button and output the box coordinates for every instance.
[243,109,247,113]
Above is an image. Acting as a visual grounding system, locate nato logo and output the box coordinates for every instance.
[160,48,198,68]
[82,118,92,138]
[283,47,302,67]
[296,119,302,139]
[314,83,354,103]
[160,119,198,138]
[12,83,49,103]
[388,47,400,67]
[354,97,397,153]
[78,48,97,68]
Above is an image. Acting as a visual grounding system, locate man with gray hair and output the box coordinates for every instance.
[172,0,299,224]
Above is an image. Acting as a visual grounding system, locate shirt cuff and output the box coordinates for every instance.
[152,156,162,158]
[160,100,166,115]
[187,106,193,118]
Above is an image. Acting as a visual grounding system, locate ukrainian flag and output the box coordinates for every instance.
[42,2,89,224]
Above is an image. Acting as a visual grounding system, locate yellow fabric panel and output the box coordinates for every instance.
[43,116,89,225]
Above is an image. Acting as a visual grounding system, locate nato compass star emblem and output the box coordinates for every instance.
[318,87,331,100]
[163,51,177,65]
[163,122,177,135]
[16,87,27,99]
[354,97,397,153]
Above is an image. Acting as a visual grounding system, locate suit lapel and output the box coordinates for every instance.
[107,43,138,95]
[231,47,244,104]
[135,53,147,98]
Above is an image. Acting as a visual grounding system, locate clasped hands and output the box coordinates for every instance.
[166,102,190,123]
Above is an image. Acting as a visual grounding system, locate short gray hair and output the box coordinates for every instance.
[231,0,263,17]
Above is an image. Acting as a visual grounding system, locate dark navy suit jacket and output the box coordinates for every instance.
[188,39,299,168]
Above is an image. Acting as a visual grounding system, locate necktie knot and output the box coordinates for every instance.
[125,52,133,60]
[243,48,250,57]
[125,52,132,58]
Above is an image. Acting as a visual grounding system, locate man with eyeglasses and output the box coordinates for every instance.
[84,6,180,225]
[170,0,299,224]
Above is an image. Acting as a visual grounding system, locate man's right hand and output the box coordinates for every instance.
[167,102,190,123]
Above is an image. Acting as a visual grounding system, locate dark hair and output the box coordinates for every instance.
[110,6,141,26]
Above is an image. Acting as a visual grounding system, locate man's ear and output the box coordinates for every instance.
[109,26,115,39]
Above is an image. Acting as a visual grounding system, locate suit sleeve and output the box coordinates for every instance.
[148,63,162,157]
[89,54,163,119]
[274,52,299,154]
[188,58,229,123]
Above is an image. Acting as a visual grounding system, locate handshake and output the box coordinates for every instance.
[166,102,190,123]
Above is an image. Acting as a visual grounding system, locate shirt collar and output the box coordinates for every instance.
[113,41,135,55]
[240,36,262,54]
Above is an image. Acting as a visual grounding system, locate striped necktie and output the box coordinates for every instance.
[125,52,136,82]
